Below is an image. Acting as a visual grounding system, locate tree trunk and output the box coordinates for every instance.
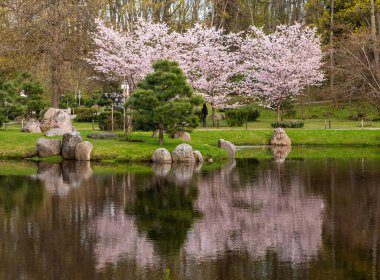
[370,0,380,81]
[301,94,304,119]
[50,0,61,108]
[277,106,281,122]
[159,124,164,145]
[330,0,337,107]
[212,106,216,128]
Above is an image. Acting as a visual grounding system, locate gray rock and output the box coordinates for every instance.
[75,141,93,161]
[193,150,204,163]
[62,132,82,160]
[21,119,41,133]
[40,108,74,134]
[173,131,191,142]
[172,143,195,163]
[270,128,291,146]
[218,139,236,158]
[44,128,67,137]
[151,148,172,163]
[87,133,118,139]
[37,138,62,157]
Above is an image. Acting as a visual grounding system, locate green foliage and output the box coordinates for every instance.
[97,111,123,131]
[247,108,261,121]
[271,121,305,128]
[128,60,203,143]
[75,108,98,122]
[0,72,48,120]
[316,0,371,43]
[125,179,202,255]
[281,99,296,118]
[59,93,76,109]
[225,109,249,127]
[225,107,261,127]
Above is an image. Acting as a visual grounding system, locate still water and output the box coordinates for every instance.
[0,155,380,279]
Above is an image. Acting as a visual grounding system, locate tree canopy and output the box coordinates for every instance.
[128,60,203,144]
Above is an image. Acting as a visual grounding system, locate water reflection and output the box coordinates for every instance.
[271,145,292,162]
[37,161,93,195]
[0,157,379,279]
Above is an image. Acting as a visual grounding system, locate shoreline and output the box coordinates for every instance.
[0,129,380,163]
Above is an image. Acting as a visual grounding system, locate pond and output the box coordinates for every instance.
[0,151,379,279]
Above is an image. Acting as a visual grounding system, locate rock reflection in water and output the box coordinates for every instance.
[271,145,292,162]
[37,161,93,196]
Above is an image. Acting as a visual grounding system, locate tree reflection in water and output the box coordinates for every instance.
[0,157,380,279]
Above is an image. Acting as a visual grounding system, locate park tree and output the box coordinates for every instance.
[241,23,324,121]
[88,18,177,91]
[0,76,25,127]
[128,60,202,145]
[176,24,241,127]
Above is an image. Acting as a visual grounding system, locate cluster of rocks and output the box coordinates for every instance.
[151,143,203,164]
[22,108,75,136]
[37,132,93,161]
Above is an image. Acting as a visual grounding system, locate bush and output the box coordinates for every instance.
[246,108,261,121]
[75,108,98,122]
[271,121,304,128]
[98,111,123,131]
[225,109,249,127]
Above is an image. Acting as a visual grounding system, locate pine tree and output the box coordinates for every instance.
[129,60,202,145]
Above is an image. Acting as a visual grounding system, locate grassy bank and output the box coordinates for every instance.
[0,126,380,162]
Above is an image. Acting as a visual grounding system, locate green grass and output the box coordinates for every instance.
[1,101,380,163]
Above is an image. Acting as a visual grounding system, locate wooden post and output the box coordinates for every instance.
[361,118,364,129]
[111,103,114,132]
[92,119,95,131]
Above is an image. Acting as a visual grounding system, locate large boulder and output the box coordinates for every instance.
[173,131,191,142]
[193,150,204,163]
[172,143,195,163]
[75,141,93,161]
[270,128,291,146]
[21,119,41,133]
[45,128,67,137]
[40,108,74,134]
[37,138,62,157]
[62,132,82,160]
[151,148,172,163]
[218,139,236,158]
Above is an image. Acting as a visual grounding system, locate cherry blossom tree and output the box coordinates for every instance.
[88,18,177,90]
[175,25,241,127]
[241,23,324,121]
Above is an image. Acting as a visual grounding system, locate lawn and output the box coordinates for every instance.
[1,99,380,163]
[1,123,380,163]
